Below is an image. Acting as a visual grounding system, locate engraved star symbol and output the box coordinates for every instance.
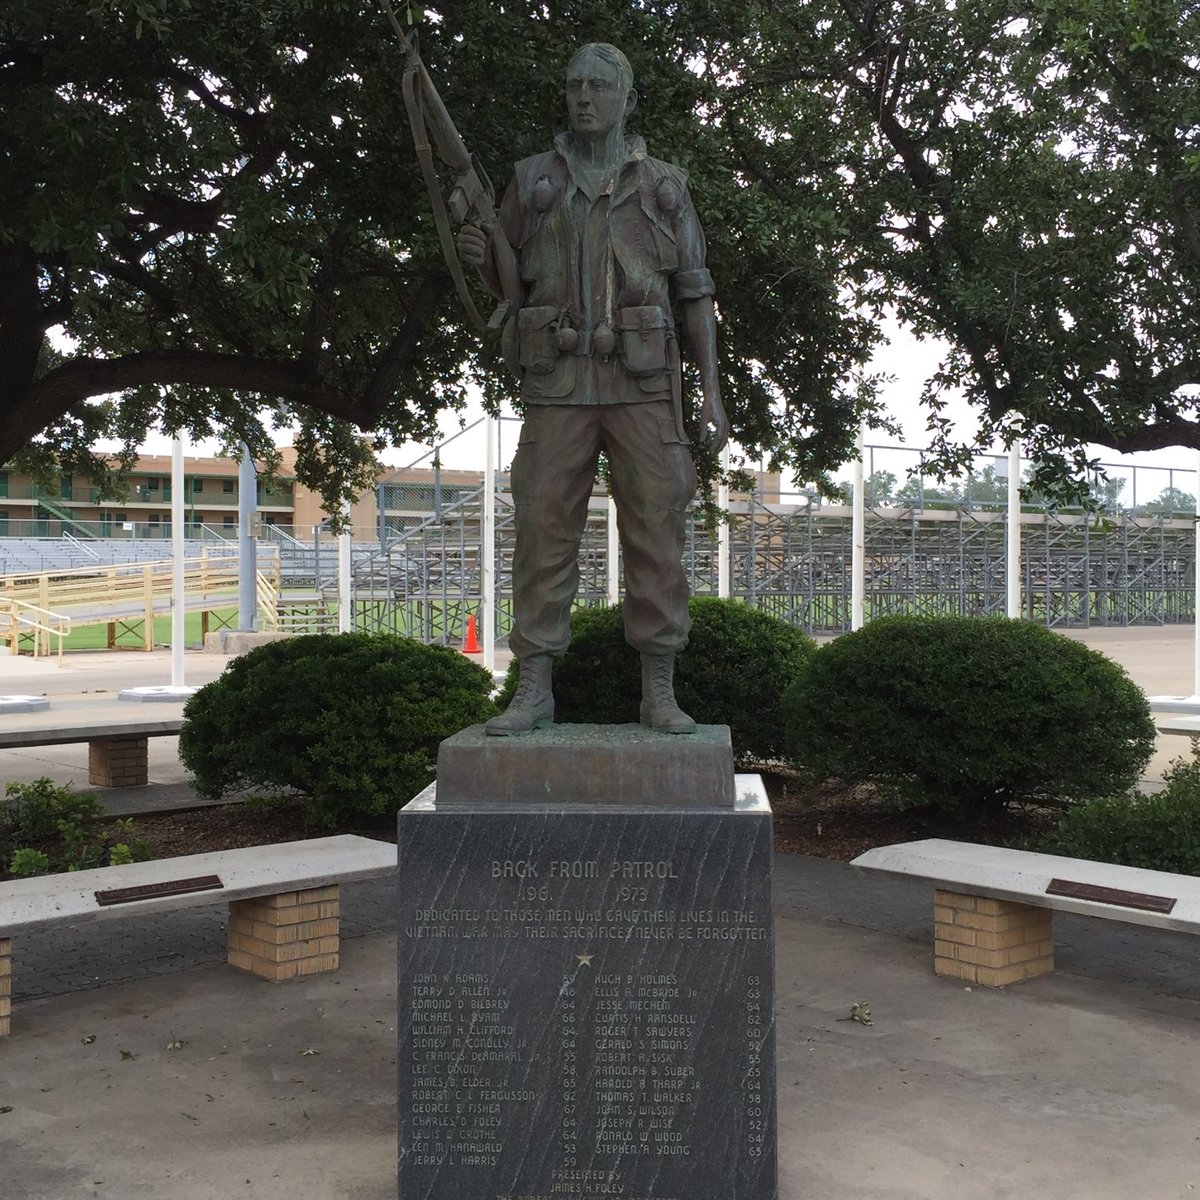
[576,952,594,967]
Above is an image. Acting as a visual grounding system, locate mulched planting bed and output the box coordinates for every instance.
[1,769,1061,881]
[116,770,1058,868]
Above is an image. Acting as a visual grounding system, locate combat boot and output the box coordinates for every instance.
[639,653,696,734]
[486,654,555,735]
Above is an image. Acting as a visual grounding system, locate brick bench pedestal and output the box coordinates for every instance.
[88,735,150,787]
[934,889,1054,987]
[227,885,341,982]
[0,938,11,1037]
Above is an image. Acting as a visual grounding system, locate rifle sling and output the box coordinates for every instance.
[403,65,490,336]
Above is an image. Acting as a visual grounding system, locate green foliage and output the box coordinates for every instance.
[1037,756,1200,875]
[7,1,1198,499]
[180,632,497,827]
[0,778,153,875]
[1,776,105,841]
[2,0,880,504]
[8,847,51,877]
[498,598,815,762]
[782,616,1155,820]
[742,0,1200,494]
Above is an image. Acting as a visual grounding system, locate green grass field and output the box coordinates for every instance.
[21,607,241,652]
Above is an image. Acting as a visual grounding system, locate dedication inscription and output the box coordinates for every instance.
[397,782,777,1200]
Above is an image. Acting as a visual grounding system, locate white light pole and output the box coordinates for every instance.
[171,433,186,685]
[337,497,352,633]
[119,429,197,702]
[1007,442,1022,619]
[1194,450,1200,698]
[482,413,497,673]
[606,497,620,605]
[851,424,865,630]
[718,443,730,600]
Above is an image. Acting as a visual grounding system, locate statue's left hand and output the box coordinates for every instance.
[700,392,730,452]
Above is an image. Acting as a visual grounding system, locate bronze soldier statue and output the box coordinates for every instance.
[459,43,728,736]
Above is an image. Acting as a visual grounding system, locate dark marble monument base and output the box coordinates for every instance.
[397,775,778,1200]
[435,722,737,807]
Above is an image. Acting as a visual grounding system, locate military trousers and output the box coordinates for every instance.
[507,400,698,659]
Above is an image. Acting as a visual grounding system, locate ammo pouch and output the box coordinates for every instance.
[517,305,562,375]
[617,305,671,376]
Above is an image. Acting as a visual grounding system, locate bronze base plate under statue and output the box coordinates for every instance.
[435,723,738,808]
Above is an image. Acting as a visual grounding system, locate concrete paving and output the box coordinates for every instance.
[2,855,1199,1199]
[2,633,1200,1198]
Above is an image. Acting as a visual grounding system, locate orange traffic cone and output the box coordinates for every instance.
[462,613,481,654]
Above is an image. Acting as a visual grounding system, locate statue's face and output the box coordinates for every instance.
[565,51,627,139]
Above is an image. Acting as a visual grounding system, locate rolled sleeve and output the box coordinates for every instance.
[672,267,715,301]
[669,179,715,301]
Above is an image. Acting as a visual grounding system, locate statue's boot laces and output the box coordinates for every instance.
[486,654,554,735]
[639,653,696,734]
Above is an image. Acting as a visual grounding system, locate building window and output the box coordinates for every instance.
[223,480,234,494]
[0,473,7,498]
[192,478,204,493]
[223,515,234,528]
[146,478,159,490]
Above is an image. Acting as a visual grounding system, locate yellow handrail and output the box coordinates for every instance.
[0,547,282,649]
[6,599,72,665]
[256,571,281,630]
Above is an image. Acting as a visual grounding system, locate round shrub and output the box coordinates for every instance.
[180,633,497,827]
[1037,756,1200,875]
[781,615,1154,820]
[498,597,815,761]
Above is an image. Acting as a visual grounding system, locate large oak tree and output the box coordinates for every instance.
[3,0,1197,506]
[727,0,1200,493]
[1,0,876,507]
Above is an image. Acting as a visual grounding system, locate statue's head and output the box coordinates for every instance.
[565,43,637,140]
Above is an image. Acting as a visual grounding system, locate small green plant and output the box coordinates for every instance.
[180,632,497,827]
[1,778,155,876]
[1037,755,1200,875]
[1,777,105,843]
[8,847,50,877]
[497,598,815,762]
[782,616,1155,821]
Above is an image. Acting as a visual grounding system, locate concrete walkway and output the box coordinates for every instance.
[2,855,1199,1199]
[2,635,1200,1197]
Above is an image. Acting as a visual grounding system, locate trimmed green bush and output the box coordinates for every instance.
[497,597,815,761]
[1037,756,1200,875]
[180,633,497,827]
[781,616,1154,820]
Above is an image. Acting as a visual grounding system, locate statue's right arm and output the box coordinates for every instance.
[457,178,520,302]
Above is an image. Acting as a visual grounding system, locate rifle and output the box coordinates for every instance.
[380,1,522,339]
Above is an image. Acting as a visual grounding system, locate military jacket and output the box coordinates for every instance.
[489,133,715,406]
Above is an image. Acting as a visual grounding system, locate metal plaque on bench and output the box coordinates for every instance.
[94,875,225,907]
[1045,878,1177,914]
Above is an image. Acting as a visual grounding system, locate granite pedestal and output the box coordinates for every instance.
[398,727,777,1200]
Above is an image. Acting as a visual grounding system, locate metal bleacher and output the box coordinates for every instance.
[0,536,237,578]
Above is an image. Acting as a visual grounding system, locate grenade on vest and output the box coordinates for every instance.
[593,322,616,357]
[553,311,578,353]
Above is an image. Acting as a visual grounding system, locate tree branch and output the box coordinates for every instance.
[2,350,364,465]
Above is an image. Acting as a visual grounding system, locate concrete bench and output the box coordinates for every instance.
[851,839,1200,988]
[0,834,397,1036]
[1155,715,1200,740]
[0,700,186,786]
